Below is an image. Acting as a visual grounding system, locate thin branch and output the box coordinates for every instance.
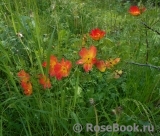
[126,61,160,70]
[141,22,160,35]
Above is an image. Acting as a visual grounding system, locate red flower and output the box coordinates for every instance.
[17,70,30,82]
[39,74,51,89]
[20,81,32,96]
[89,28,106,40]
[129,5,146,16]
[77,46,97,72]
[54,59,72,80]
[129,6,141,16]
[95,60,106,72]
[42,55,58,76]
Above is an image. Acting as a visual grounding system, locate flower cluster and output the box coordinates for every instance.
[17,56,72,95]
[77,28,120,72]
[42,56,72,80]
[96,58,120,72]
[76,46,120,72]
[38,56,72,89]
[17,28,120,95]
[17,70,32,95]
[128,5,146,16]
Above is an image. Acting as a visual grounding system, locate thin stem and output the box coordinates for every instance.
[94,105,98,136]
[141,22,160,35]
[145,30,149,64]
[126,61,160,70]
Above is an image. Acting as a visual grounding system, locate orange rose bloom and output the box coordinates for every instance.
[129,6,141,16]
[54,59,72,80]
[89,28,106,40]
[77,46,97,72]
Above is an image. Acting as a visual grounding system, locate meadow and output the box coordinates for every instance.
[0,0,160,136]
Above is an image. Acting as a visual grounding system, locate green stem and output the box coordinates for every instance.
[73,71,79,108]
[94,105,98,136]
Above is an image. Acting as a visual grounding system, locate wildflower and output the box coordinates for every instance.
[17,70,32,95]
[95,60,106,72]
[20,81,32,96]
[39,74,51,89]
[54,58,72,80]
[129,5,146,16]
[106,58,120,69]
[77,46,97,72]
[111,58,120,65]
[42,55,58,77]
[17,70,30,82]
[89,28,106,40]
[128,6,141,16]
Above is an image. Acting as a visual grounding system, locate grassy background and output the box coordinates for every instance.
[0,0,160,136]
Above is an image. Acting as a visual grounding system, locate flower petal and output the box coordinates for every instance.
[89,46,97,58]
[79,47,88,58]
[83,63,93,72]
[76,59,85,64]
[95,60,106,72]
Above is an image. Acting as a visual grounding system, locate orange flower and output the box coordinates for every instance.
[106,58,120,69]
[77,46,97,72]
[17,70,30,82]
[54,59,72,80]
[42,55,58,77]
[89,28,106,40]
[17,70,32,95]
[39,74,51,89]
[21,81,32,95]
[95,60,106,72]
[129,6,141,16]
[112,58,120,65]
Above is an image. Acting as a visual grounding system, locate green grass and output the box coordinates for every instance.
[0,0,160,136]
